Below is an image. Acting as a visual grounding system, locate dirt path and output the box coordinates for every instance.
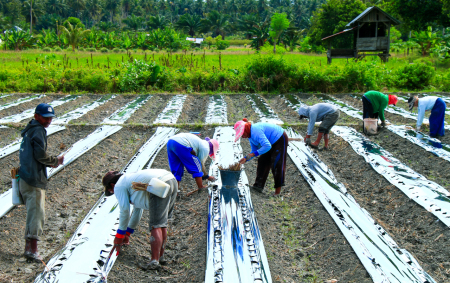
[225,94,259,124]
[125,94,172,125]
[177,95,209,124]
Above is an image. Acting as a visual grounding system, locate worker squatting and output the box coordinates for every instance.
[18,93,446,270]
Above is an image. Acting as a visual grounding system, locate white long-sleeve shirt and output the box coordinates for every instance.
[114,169,174,233]
[417,97,438,128]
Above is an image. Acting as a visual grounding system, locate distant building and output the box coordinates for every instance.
[322,6,400,63]
[186,37,204,46]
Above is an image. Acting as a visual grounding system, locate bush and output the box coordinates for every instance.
[245,55,297,92]
[100,47,108,53]
[86,47,96,52]
[53,46,62,52]
[78,47,85,51]
[394,63,435,89]
[228,39,252,46]
[261,42,287,54]
[119,49,126,52]
[113,48,120,53]
[216,40,230,50]
[154,48,160,53]
[66,47,73,52]
[119,59,162,92]
[42,47,52,52]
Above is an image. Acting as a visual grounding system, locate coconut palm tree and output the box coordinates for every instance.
[148,15,169,30]
[59,21,90,51]
[201,10,230,39]
[175,13,202,37]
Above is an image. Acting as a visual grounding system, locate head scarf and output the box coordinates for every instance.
[205,137,219,160]
[234,118,252,142]
[408,96,418,111]
[388,95,398,106]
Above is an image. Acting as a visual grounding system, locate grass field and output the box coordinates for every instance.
[0,49,449,93]
[2,49,447,72]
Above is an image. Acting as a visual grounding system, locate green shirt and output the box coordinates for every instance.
[364,91,389,121]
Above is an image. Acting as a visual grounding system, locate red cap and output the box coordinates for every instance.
[388,95,398,106]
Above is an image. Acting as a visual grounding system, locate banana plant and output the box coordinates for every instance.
[4,30,36,50]
[102,31,117,49]
[121,32,133,50]
[37,29,58,48]
[412,26,440,56]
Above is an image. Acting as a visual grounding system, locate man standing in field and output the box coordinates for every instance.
[18,103,64,261]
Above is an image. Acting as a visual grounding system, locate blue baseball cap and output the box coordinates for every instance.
[35,103,55,117]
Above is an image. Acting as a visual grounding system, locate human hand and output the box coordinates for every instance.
[207,176,216,182]
[124,234,130,246]
[110,235,124,256]
[305,138,311,145]
[57,156,64,165]
[380,121,386,127]
[239,157,246,164]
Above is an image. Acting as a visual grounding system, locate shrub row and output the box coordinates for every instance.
[0,56,443,93]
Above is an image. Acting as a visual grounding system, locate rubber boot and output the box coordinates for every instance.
[310,133,324,148]
[24,238,31,257]
[26,239,40,261]
[324,134,330,150]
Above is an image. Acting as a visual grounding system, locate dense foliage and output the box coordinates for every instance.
[0,53,448,93]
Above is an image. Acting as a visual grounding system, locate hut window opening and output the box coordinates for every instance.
[359,23,376,38]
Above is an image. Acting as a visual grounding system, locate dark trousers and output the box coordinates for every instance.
[362,95,378,119]
[429,98,446,137]
[254,132,288,189]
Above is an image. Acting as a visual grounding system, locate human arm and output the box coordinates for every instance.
[416,102,426,129]
[32,130,59,167]
[306,112,317,136]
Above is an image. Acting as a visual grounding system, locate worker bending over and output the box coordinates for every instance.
[362,91,398,127]
[102,169,178,270]
[408,96,446,138]
[167,133,218,190]
[298,103,340,149]
[235,119,288,196]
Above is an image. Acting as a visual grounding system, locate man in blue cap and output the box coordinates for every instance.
[18,103,64,261]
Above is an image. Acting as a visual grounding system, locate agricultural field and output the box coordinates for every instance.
[1,92,450,283]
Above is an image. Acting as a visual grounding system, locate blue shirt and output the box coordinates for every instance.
[249,123,284,156]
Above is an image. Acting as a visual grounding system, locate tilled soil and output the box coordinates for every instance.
[125,94,172,125]
[225,94,259,124]
[263,94,300,124]
[0,127,155,282]
[108,127,216,283]
[177,95,209,124]
[73,95,135,124]
[240,133,371,283]
[0,95,58,119]
[309,127,450,282]
[0,127,21,148]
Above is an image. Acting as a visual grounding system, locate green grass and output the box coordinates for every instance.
[2,49,443,73]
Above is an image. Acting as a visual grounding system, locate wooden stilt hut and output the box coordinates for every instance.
[322,6,400,64]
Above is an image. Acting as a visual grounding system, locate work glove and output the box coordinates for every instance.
[380,121,386,127]
[305,138,311,145]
